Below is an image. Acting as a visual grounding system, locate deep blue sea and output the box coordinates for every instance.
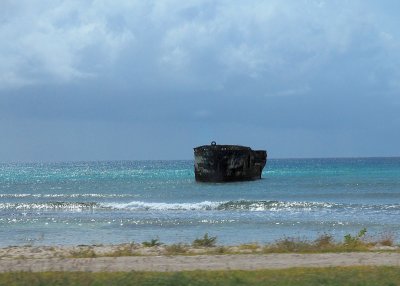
[1,158,399,247]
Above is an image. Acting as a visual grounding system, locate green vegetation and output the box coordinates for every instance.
[238,243,260,251]
[263,229,395,253]
[378,232,396,246]
[1,267,400,285]
[165,243,188,255]
[192,233,217,247]
[142,238,163,247]
[213,246,227,254]
[55,229,398,259]
[344,227,367,246]
[264,234,344,253]
[103,243,137,257]
[68,243,140,258]
[69,247,97,258]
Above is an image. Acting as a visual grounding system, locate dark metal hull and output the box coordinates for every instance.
[194,143,267,182]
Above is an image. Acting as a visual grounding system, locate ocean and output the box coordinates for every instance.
[0,158,399,247]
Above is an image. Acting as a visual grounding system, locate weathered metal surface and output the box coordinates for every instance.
[194,142,267,182]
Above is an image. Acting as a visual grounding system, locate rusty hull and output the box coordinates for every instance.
[194,143,267,182]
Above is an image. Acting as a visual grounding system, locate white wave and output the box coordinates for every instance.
[102,201,221,211]
[101,200,338,211]
[0,202,99,210]
[2,199,397,212]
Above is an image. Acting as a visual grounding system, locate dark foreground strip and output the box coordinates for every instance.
[1,267,400,286]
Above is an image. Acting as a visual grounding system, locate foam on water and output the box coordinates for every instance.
[0,193,138,198]
[2,199,398,213]
[1,158,400,246]
[102,200,338,211]
[102,200,220,211]
[0,202,100,210]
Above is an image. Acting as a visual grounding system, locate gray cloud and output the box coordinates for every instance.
[0,0,134,88]
[1,0,399,94]
[1,1,400,161]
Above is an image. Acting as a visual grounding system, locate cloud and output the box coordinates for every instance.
[2,1,400,161]
[0,0,135,88]
[1,0,399,97]
[155,0,400,95]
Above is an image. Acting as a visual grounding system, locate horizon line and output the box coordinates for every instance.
[1,155,400,164]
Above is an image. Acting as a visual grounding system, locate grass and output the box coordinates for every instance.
[23,230,398,259]
[192,233,217,247]
[263,234,343,253]
[142,238,163,247]
[0,266,400,285]
[103,243,138,257]
[263,229,396,254]
[69,247,97,258]
[237,243,261,251]
[165,243,188,255]
[378,232,396,246]
[69,243,140,258]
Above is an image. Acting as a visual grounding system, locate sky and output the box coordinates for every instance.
[1,0,400,162]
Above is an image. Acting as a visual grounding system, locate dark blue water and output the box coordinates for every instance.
[0,158,399,246]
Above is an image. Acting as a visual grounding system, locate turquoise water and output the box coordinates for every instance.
[0,158,399,246]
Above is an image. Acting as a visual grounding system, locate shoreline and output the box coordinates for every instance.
[1,252,400,272]
[0,242,399,272]
[1,241,398,260]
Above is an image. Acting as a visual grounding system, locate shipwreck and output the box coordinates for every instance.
[194,141,267,182]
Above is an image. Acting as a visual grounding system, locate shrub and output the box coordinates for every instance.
[267,237,312,253]
[314,233,334,248]
[344,228,367,246]
[70,248,97,258]
[213,246,227,254]
[165,244,188,255]
[192,233,217,247]
[142,238,163,247]
[238,243,260,251]
[107,243,137,257]
[376,232,395,246]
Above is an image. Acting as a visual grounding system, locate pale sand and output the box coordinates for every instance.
[1,253,400,272]
[0,244,399,272]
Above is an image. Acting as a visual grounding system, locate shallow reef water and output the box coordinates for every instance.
[0,158,399,246]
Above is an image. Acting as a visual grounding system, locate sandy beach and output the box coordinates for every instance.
[1,252,400,272]
[0,244,399,272]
